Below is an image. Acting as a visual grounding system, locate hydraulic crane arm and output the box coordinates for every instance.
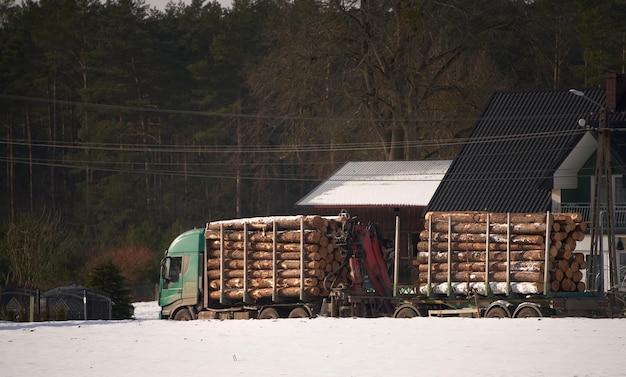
[346,218,393,297]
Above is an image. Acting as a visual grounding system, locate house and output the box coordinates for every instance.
[295,160,451,260]
[427,73,626,289]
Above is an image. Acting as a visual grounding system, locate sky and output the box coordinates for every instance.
[2,301,626,377]
[145,0,232,10]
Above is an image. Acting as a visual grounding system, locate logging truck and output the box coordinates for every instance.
[158,211,614,320]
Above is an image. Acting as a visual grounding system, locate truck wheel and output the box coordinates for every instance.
[173,308,192,321]
[258,308,280,319]
[485,307,509,318]
[515,307,541,318]
[288,307,310,319]
[394,307,419,318]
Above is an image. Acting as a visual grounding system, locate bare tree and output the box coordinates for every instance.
[3,210,77,289]
[248,0,512,161]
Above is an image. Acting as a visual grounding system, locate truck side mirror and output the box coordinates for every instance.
[161,257,171,281]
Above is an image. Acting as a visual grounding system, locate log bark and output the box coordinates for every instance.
[550,280,560,292]
[418,261,544,273]
[550,269,564,282]
[425,212,551,224]
[209,277,318,289]
[573,253,585,263]
[572,270,583,283]
[205,229,323,244]
[416,250,545,263]
[207,215,328,231]
[553,212,582,223]
[206,258,322,270]
[207,249,324,261]
[571,230,585,242]
[418,271,544,283]
[420,230,545,245]
[560,278,573,291]
[206,241,320,254]
[207,268,325,279]
[208,286,321,300]
[420,282,545,295]
[417,241,545,252]
[426,221,549,235]
[556,249,572,260]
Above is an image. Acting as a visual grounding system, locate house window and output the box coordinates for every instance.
[595,175,626,205]
[615,176,626,205]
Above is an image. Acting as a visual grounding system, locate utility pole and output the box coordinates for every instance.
[591,107,617,293]
[569,89,617,298]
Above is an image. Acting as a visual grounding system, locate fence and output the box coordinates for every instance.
[45,286,112,320]
[0,286,40,321]
[0,285,112,321]
[557,203,626,232]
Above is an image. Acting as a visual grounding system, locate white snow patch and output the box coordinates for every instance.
[1,301,625,376]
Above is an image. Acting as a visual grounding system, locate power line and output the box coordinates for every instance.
[0,93,602,124]
[0,126,589,154]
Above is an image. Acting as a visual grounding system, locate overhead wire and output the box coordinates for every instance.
[1,93,623,182]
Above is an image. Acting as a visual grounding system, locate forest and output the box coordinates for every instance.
[1,0,625,293]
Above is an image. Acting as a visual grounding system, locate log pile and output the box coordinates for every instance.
[204,215,348,301]
[415,212,587,295]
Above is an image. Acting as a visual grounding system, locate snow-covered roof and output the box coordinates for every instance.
[296,160,452,207]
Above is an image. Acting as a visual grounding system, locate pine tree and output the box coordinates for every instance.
[86,260,134,319]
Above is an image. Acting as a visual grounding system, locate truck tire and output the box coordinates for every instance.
[258,308,280,319]
[173,308,193,321]
[485,307,509,318]
[514,306,541,318]
[288,307,310,319]
[394,307,419,318]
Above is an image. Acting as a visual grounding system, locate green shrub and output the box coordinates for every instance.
[86,260,134,319]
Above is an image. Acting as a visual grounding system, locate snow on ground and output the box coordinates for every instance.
[2,302,626,377]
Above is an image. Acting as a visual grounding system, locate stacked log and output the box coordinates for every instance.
[415,212,587,295]
[204,215,347,301]
[549,213,587,293]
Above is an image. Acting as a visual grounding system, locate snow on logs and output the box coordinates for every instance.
[416,212,587,295]
[204,215,347,301]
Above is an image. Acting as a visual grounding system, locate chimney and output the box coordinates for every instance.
[606,72,625,111]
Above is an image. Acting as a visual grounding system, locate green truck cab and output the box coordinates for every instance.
[159,228,204,320]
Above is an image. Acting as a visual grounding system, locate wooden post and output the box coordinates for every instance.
[203,224,209,309]
[220,224,225,304]
[83,289,88,320]
[506,213,511,295]
[447,215,452,296]
[29,295,35,322]
[272,220,277,302]
[394,215,400,297]
[485,212,491,295]
[427,215,433,296]
[299,217,305,300]
[543,211,552,296]
[243,222,249,303]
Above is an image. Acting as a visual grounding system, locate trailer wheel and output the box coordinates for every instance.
[394,307,419,318]
[485,307,509,318]
[258,308,280,319]
[514,306,542,318]
[173,308,193,321]
[288,307,310,319]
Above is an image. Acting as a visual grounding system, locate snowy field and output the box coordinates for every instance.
[2,301,626,377]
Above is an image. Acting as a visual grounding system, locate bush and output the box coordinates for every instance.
[85,260,134,319]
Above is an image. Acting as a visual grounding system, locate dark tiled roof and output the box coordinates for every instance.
[427,89,618,213]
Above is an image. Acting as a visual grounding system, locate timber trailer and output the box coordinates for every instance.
[158,212,616,320]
